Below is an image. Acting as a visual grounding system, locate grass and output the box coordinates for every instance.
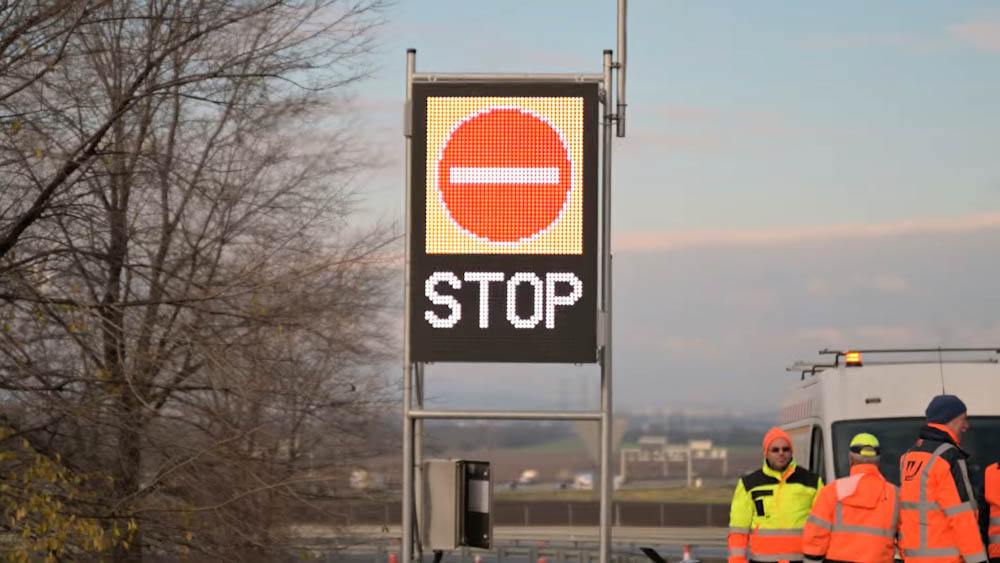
[512,435,586,453]
[495,485,733,504]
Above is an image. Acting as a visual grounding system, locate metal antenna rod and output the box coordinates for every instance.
[616,0,627,137]
[938,346,946,393]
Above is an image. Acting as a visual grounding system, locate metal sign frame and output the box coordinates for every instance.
[409,81,600,363]
[402,3,627,558]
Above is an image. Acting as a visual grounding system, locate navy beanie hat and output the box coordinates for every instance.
[925,394,967,424]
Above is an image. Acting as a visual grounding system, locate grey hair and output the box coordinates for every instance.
[849,452,880,465]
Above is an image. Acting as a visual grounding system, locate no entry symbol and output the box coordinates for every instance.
[436,108,573,244]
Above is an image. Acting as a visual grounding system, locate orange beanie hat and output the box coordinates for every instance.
[762,426,793,458]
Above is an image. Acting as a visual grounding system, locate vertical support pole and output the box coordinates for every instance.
[402,48,416,563]
[599,49,614,563]
[414,362,424,560]
[616,0,627,138]
[686,448,693,488]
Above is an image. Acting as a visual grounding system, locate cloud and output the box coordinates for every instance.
[621,104,814,154]
[803,32,950,54]
[867,274,910,294]
[791,323,1000,351]
[805,33,913,50]
[729,288,780,310]
[807,274,911,295]
[810,20,1000,54]
[657,336,715,355]
[620,130,724,152]
[615,212,1000,252]
[948,20,1000,52]
[656,105,724,123]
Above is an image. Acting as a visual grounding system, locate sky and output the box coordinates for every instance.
[348,1,1000,414]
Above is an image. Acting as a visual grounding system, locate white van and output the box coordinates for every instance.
[779,347,1000,484]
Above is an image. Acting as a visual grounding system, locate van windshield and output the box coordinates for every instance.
[831,417,1000,485]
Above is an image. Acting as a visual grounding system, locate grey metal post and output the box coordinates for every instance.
[616,0,627,137]
[599,49,614,563]
[414,362,424,559]
[402,48,416,563]
[686,449,693,488]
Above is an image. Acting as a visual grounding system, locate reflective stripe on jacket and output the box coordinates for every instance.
[898,424,986,563]
[985,462,1000,561]
[729,459,823,563]
[802,463,899,563]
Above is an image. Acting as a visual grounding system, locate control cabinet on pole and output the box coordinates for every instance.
[421,459,492,551]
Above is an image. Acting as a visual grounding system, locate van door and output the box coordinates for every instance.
[785,425,812,469]
[810,425,826,482]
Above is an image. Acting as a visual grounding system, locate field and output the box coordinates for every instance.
[435,436,764,505]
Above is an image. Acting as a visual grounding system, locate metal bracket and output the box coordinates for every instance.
[403,100,412,138]
[597,311,608,347]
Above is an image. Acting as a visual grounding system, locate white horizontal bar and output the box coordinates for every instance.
[450,167,559,184]
[413,72,604,83]
[408,409,602,421]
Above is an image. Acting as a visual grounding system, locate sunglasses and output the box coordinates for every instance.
[769,447,791,453]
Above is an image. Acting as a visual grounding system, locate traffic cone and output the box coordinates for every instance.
[387,553,398,563]
[680,544,700,562]
[473,555,482,563]
[536,558,546,563]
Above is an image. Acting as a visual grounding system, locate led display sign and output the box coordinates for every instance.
[410,82,598,363]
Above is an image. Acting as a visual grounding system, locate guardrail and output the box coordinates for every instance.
[305,500,729,529]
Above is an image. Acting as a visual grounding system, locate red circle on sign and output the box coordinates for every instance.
[437,108,572,243]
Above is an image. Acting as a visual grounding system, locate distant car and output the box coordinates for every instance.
[517,469,539,485]
[573,472,593,490]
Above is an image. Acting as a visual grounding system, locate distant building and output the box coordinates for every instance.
[619,436,728,485]
[350,469,389,490]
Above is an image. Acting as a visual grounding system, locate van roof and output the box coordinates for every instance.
[787,347,999,380]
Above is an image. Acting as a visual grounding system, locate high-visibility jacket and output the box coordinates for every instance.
[985,462,1000,562]
[729,459,823,563]
[898,423,986,563]
[802,463,899,563]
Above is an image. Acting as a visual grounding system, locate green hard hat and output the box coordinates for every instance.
[849,432,880,456]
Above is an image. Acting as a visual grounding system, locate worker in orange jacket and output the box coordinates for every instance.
[898,394,986,563]
[984,460,1000,562]
[802,432,899,563]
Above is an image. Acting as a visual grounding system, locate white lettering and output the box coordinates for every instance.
[424,272,462,328]
[506,272,544,329]
[463,272,504,328]
[423,271,585,331]
[545,272,583,328]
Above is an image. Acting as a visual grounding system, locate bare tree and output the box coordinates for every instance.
[0,0,395,560]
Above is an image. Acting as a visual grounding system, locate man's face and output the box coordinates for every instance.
[766,437,792,472]
[946,412,970,440]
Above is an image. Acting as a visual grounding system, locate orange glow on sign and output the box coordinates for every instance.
[845,351,863,365]
[426,97,584,254]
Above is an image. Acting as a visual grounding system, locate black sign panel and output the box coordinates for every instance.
[410,82,598,363]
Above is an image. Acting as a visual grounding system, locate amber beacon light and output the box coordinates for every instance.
[845,351,863,366]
